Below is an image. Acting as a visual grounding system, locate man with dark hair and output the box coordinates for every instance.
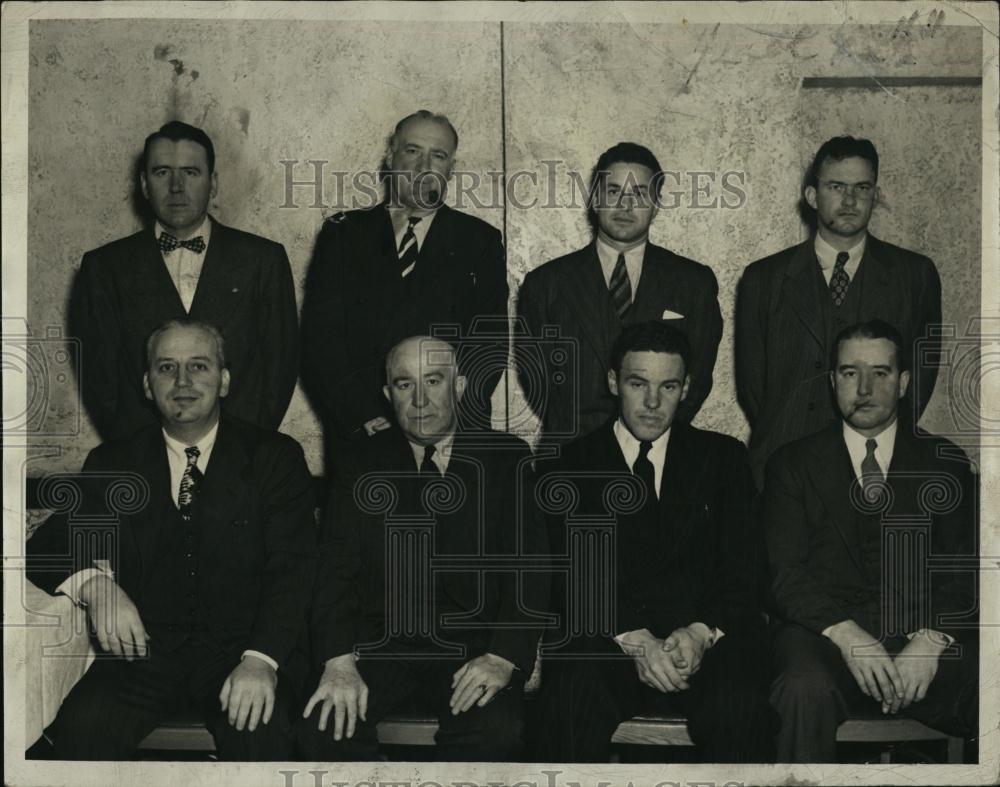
[72,120,299,440]
[298,336,547,761]
[516,142,722,444]
[27,319,316,760]
[766,320,977,762]
[736,135,941,488]
[535,320,773,762]
[301,110,507,476]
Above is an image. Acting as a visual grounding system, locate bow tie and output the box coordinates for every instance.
[157,233,206,254]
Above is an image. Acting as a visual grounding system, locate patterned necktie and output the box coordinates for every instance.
[158,233,206,254]
[609,252,632,319]
[398,217,422,277]
[420,443,438,477]
[861,438,883,499]
[829,250,851,306]
[633,440,658,507]
[178,446,203,520]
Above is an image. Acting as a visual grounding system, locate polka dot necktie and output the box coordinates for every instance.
[178,446,203,520]
[829,251,851,306]
[609,252,632,318]
[157,233,206,254]
[398,217,422,277]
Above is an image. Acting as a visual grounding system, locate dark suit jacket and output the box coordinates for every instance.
[27,415,317,682]
[765,423,976,641]
[540,419,765,652]
[71,217,299,440]
[311,428,548,674]
[736,234,941,487]
[515,242,722,442]
[300,204,508,439]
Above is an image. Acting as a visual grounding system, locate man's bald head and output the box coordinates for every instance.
[384,336,466,445]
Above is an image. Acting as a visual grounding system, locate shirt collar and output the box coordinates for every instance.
[407,429,455,470]
[163,420,219,463]
[814,231,866,270]
[613,418,670,467]
[596,234,646,270]
[842,417,897,463]
[155,215,212,246]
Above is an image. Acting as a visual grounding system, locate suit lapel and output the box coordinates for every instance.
[811,426,867,573]
[630,245,670,322]
[131,428,174,567]
[196,417,252,549]
[188,219,253,324]
[658,424,701,544]
[128,229,188,317]
[856,235,898,323]
[561,244,618,371]
[780,240,826,351]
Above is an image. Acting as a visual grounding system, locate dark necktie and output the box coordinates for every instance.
[632,440,657,508]
[178,446,203,520]
[398,216,422,277]
[829,250,851,306]
[420,443,438,477]
[861,438,883,496]
[609,252,632,319]
[158,233,206,254]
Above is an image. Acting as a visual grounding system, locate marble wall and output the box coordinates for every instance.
[26,18,983,474]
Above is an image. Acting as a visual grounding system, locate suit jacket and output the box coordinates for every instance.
[735,234,941,487]
[540,419,765,652]
[311,428,548,674]
[300,204,508,439]
[765,423,976,641]
[515,242,722,442]
[71,217,299,440]
[27,415,317,683]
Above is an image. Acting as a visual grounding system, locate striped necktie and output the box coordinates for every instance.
[829,251,851,306]
[178,446,203,520]
[398,216,422,277]
[609,252,632,319]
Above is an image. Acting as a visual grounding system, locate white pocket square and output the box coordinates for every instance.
[661,309,685,320]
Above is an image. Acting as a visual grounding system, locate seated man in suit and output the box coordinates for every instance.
[301,109,508,474]
[535,321,774,762]
[297,336,548,761]
[73,120,299,440]
[515,142,722,443]
[27,318,317,760]
[767,319,977,762]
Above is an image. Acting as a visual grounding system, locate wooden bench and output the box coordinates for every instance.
[138,711,965,763]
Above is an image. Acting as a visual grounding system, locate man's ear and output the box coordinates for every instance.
[898,369,911,400]
[140,171,149,202]
[607,369,619,397]
[829,370,836,391]
[143,372,153,401]
[210,171,219,201]
[804,185,818,211]
[680,374,690,401]
[383,384,391,402]
[219,368,230,399]
[454,374,467,402]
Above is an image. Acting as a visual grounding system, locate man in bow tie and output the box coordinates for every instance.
[735,136,942,489]
[765,319,977,761]
[71,120,299,441]
[534,321,774,762]
[515,142,722,445]
[26,318,317,759]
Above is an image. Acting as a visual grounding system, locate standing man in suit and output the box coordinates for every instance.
[72,120,299,441]
[297,336,548,761]
[515,142,722,443]
[736,136,942,488]
[766,320,977,762]
[535,321,774,762]
[27,319,317,759]
[301,110,508,475]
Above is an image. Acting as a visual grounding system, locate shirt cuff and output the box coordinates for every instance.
[688,621,724,648]
[241,650,279,672]
[613,628,651,653]
[55,565,114,606]
[907,628,954,647]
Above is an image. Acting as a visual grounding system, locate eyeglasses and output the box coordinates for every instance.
[821,181,875,200]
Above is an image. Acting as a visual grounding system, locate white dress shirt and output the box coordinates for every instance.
[389,206,437,254]
[163,422,218,505]
[842,419,896,484]
[814,232,866,285]
[156,216,211,312]
[407,431,455,475]
[596,235,645,299]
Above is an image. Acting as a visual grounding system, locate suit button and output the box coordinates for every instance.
[187,592,196,599]
[186,552,194,559]
[188,570,196,577]
[808,403,815,411]
[814,360,823,370]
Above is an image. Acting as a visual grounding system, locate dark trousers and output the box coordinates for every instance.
[50,636,296,760]
[535,633,776,762]
[769,623,979,762]
[297,654,526,761]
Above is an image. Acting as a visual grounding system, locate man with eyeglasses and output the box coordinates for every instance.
[735,136,941,489]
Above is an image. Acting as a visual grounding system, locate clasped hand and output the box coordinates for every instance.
[620,626,709,693]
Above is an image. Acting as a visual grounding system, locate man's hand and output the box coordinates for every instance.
[450,653,514,715]
[893,632,946,711]
[827,620,904,713]
[661,624,711,679]
[619,629,690,693]
[302,653,368,740]
[363,417,392,436]
[219,656,278,732]
[78,574,149,660]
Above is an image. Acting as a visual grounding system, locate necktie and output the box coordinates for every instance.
[829,251,851,306]
[861,438,883,499]
[398,217,422,277]
[632,440,657,507]
[420,443,438,476]
[158,233,206,254]
[178,446,203,520]
[609,252,632,319]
